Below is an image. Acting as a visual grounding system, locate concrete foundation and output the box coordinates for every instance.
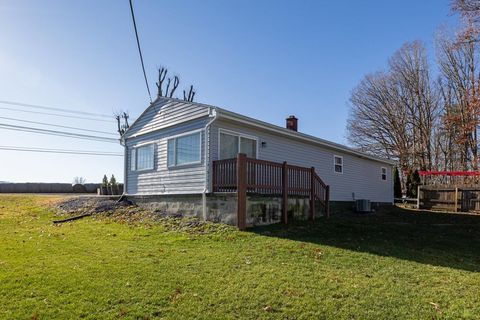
[128,193,329,227]
[128,193,392,227]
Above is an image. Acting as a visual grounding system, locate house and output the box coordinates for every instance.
[121,97,395,228]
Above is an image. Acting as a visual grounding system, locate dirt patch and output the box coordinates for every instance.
[54,196,234,234]
[55,197,128,214]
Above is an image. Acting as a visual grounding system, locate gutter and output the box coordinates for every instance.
[202,107,218,220]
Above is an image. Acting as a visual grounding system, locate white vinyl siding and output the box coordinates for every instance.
[125,99,211,138]
[125,115,208,195]
[210,119,393,203]
[167,131,201,167]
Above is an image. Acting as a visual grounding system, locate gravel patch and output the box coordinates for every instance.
[54,196,233,234]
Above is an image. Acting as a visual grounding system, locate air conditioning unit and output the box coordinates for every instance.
[355,199,371,213]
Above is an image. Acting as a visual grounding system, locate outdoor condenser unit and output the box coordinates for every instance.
[355,199,371,213]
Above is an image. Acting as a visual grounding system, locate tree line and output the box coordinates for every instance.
[347,1,480,177]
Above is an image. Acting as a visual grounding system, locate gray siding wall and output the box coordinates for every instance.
[210,119,393,203]
[125,116,210,195]
[125,98,211,138]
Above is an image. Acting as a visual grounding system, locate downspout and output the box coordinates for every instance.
[202,108,218,220]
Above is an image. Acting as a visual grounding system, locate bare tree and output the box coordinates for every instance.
[155,67,195,101]
[437,33,480,170]
[452,0,480,23]
[73,177,86,184]
[389,41,440,170]
[348,41,440,171]
[348,71,409,167]
[452,0,480,44]
[167,76,180,98]
[183,85,196,102]
[115,111,130,136]
[156,67,167,98]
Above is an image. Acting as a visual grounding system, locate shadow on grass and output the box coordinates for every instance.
[250,206,480,272]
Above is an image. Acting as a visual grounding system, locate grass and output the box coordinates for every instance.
[1,195,480,319]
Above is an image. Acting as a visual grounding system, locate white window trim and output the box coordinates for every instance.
[334,155,343,174]
[381,167,387,181]
[218,128,259,159]
[167,129,203,168]
[132,143,155,172]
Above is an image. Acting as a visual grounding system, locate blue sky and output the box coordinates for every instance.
[0,0,456,183]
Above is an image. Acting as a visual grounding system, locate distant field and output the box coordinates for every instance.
[1,195,479,319]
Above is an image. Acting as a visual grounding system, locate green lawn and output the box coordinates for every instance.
[1,195,480,319]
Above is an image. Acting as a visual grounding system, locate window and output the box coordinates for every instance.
[219,132,238,159]
[167,131,201,167]
[381,167,387,181]
[219,131,257,159]
[334,155,343,173]
[131,144,155,171]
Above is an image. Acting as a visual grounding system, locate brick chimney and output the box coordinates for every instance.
[286,115,298,131]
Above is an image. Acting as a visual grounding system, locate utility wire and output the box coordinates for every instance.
[129,0,152,103]
[0,100,112,118]
[0,146,123,156]
[0,106,115,123]
[0,116,118,136]
[0,123,119,143]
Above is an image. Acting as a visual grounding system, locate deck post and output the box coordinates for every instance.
[237,153,247,230]
[417,186,421,209]
[282,161,288,224]
[310,167,315,221]
[325,185,330,219]
[454,187,458,213]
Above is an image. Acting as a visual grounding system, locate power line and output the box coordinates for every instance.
[0,145,123,156]
[129,0,152,103]
[0,123,119,143]
[0,106,115,123]
[0,100,112,118]
[0,116,118,136]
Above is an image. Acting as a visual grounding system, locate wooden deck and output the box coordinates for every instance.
[212,153,330,229]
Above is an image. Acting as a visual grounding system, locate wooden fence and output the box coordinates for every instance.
[418,186,480,212]
[212,153,330,229]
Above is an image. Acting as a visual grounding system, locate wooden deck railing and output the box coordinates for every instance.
[212,153,330,229]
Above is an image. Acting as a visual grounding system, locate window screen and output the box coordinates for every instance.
[136,144,154,171]
[240,137,257,158]
[167,132,201,167]
[176,133,201,165]
[220,132,257,160]
[220,133,239,159]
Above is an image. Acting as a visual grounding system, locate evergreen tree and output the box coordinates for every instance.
[411,169,421,198]
[110,174,117,187]
[393,167,402,198]
[102,174,109,187]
